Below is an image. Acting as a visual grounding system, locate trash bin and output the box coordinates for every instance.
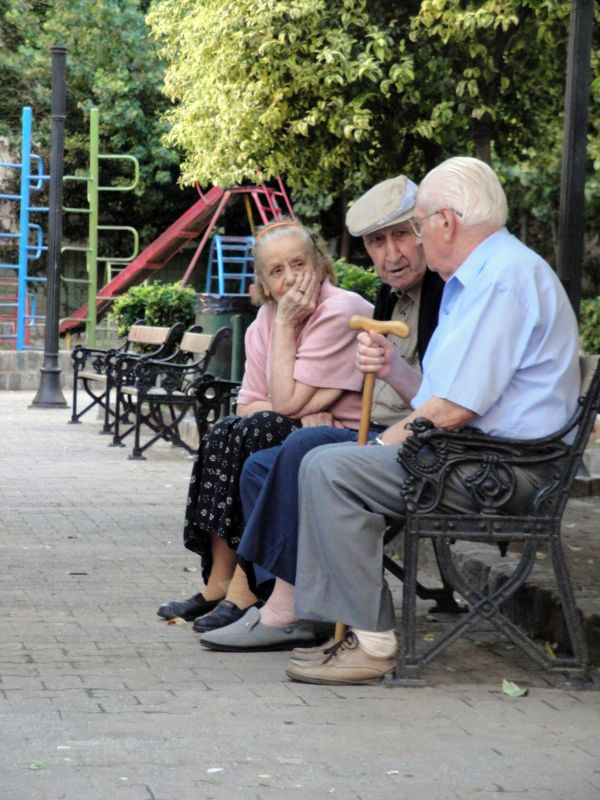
[196,294,257,381]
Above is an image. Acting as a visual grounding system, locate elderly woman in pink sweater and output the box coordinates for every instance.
[158,218,372,626]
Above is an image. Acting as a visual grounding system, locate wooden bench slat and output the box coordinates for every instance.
[178,332,214,354]
[78,371,109,383]
[127,325,171,345]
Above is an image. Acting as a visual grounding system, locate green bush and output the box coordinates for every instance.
[110,281,197,338]
[580,299,600,354]
[334,260,380,303]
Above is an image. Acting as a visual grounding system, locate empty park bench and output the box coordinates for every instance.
[389,355,599,688]
[111,326,234,459]
[69,322,185,433]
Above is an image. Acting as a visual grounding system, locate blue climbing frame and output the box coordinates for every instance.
[0,106,48,350]
[204,235,255,295]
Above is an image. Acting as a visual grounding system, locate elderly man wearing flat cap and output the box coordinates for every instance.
[285,157,579,685]
[195,175,444,651]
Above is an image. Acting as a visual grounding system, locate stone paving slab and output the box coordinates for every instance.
[1,391,600,800]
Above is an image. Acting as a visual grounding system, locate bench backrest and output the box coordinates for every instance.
[580,354,599,395]
[127,325,172,345]
[178,331,217,355]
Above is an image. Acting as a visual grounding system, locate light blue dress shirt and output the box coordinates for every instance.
[412,228,580,439]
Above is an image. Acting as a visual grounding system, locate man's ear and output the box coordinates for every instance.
[441,209,457,238]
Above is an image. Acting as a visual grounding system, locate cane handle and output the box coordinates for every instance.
[349,315,409,338]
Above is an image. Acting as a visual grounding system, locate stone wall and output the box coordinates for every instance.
[0,349,72,390]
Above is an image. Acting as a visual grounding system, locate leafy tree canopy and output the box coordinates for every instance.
[149,0,599,265]
[149,0,420,215]
[0,0,195,241]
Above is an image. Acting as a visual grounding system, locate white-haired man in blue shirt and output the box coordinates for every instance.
[287,156,580,686]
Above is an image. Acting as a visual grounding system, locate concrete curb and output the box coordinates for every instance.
[405,534,600,667]
[447,544,599,663]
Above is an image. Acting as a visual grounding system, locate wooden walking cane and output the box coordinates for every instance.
[333,315,410,643]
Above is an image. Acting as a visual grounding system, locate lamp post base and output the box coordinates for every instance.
[30,365,67,408]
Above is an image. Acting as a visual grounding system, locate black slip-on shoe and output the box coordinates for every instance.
[192,599,260,633]
[157,593,220,621]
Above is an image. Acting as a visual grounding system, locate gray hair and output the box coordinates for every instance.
[251,218,336,305]
[417,156,508,230]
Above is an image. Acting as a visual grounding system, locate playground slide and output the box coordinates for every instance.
[60,186,225,335]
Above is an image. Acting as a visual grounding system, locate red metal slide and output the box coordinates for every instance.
[60,186,225,334]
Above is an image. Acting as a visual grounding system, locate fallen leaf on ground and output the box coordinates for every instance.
[502,679,528,697]
[567,544,583,551]
[544,641,556,659]
[423,633,435,642]
[27,762,46,770]
[166,617,186,625]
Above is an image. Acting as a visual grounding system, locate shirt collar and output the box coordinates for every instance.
[391,282,422,305]
[448,228,510,288]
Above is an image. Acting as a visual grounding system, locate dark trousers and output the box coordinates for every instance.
[238,425,382,585]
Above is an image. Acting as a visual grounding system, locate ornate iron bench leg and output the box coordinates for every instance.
[383,521,465,614]
[387,522,428,687]
[128,398,147,460]
[548,533,592,688]
[100,377,113,435]
[110,385,127,448]
[69,368,81,424]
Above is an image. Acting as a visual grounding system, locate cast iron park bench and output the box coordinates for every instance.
[69,322,185,433]
[111,326,235,459]
[388,355,600,688]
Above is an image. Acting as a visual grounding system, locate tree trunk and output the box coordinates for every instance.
[339,191,350,261]
[473,121,492,165]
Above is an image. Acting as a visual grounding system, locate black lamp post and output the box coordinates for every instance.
[31,45,68,408]
[557,0,594,320]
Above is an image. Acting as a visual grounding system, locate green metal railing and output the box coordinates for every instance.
[61,108,139,346]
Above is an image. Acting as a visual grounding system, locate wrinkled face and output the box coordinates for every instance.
[362,222,427,293]
[257,234,321,303]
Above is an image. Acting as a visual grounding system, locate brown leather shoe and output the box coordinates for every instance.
[290,637,336,662]
[286,632,395,685]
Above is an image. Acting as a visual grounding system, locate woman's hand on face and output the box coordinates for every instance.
[275,271,319,327]
[300,411,334,428]
[355,330,396,377]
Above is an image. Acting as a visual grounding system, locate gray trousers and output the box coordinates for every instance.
[295,443,409,631]
[294,440,559,631]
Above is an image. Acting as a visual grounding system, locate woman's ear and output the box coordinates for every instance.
[259,278,271,299]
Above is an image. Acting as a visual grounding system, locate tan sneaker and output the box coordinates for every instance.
[290,637,336,663]
[286,632,395,686]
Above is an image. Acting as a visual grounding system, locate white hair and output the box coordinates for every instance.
[251,218,336,305]
[417,157,508,230]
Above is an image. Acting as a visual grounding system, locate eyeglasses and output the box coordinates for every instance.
[408,208,463,238]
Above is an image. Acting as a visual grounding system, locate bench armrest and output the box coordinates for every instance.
[398,417,573,517]
[72,343,126,374]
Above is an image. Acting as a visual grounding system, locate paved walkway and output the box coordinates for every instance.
[1,391,600,800]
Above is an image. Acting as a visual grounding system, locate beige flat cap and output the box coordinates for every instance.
[346,175,418,237]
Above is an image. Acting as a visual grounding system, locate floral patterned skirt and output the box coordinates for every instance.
[183,411,301,580]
